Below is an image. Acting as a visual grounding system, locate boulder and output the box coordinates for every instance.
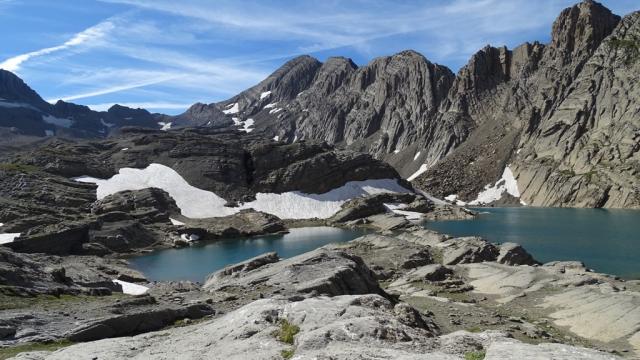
[497,242,538,266]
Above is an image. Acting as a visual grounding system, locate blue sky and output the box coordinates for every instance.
[0,0,637,115]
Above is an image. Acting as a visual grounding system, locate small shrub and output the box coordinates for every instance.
[464,350,486,360]
[608,35,640,65]
[275,319,300,345]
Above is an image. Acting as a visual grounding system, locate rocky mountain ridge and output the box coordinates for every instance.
[200,0,638,208]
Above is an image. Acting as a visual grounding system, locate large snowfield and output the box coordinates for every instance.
[74,163,411,220]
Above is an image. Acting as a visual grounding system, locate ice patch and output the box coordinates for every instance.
[407,164,428,181]
[223,103,239,114]
[241,118,254,133]
[273,135,279,141]
[269,108,282,114]
[158,122,172,131]
[0,233,20,245]
[264,102,278,109]
[101,118,115,128]
[170,218,185,226]
[42,115,73,128]
[413,151,421,161]
[260,91,272,100]
[468,166,520,205]
[113,280,148,296]
[73,163,411,220]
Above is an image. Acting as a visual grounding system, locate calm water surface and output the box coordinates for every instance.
[424,207,640,279]
[128,227,370,282]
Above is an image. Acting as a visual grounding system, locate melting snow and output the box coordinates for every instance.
[407,164,428,181]
[293,135,298,142]
[170,218,185,226]
[394,149,400,154]
[113,280,149,296]
[0,233,20,245]
[73,163,411,220]
[468,166,521,205]
[413,151,421,161]
[42,115,73,128]
[101,118,115,128]
[232,117,242,126]
[269,108,283,114]
[260,91,272,100]
[264,102,278,109]
[121,148,129,151]
[273,135,279,141]
[158,122,172,131]
[444,194,467,206]
[223,103,239,114]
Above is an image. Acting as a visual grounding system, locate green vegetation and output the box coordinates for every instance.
[466,325,483,333]
[0,340,73,360]
[281,348,295,359]
[557,169,576,177]
[608,35,640,65]
[0,163,39,173]
[275,319,300,345]
[464,350,486,360]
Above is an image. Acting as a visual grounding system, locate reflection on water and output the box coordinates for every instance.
[128,227,370,282]
[424,207,640,279]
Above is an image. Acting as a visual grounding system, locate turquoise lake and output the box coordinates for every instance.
[128,227,370,282]
[424,207,640,279]
[129,208,640,282]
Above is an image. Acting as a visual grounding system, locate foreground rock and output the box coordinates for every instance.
[13,294,620,360]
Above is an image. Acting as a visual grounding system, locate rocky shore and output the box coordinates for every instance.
[1,212,638,359]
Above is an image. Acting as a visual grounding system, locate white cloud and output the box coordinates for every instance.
[0,20,115,72]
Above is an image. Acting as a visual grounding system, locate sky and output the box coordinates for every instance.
[0,0,637,115]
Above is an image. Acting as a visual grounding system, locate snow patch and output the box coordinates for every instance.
[241,118,254,133]
[293,135,298,142]
[264,102,278,109]
[42,115,73,128]
[181,233,200,242]
[44,130,54,136]
[468,166,521,205]
[516,148,522,154]
[260,91,272,100]
[73,163,411,220]
[170,218,185,226]
[113,280,149,296]
[269,108,283,114]
[273,135,279,141]
[0,233,20,245]
[101,118,115,128]
[158,122,172,131]
[121,148,129,151]
[393,149,400,154]
[413,151,421,161]
[223,103,239,114]
[232,117,242,126]
[444,194,467,206]
[0,101,39,110]
[407,164,428,181]
[384,203,423,220]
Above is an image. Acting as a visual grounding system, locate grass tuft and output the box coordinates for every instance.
[275,319,300,345]
[0,340,73,360]
[464,350,486,360]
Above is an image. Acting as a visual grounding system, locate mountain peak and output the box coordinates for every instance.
[551,0,620,56]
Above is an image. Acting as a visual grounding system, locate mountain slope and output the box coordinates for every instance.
[0,70,166,138]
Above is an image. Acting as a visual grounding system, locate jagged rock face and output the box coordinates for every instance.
[205,51,462,180]
[415,1,639,208]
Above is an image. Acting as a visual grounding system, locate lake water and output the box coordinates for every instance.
[128,227,370,282]
[424,207,640,279]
